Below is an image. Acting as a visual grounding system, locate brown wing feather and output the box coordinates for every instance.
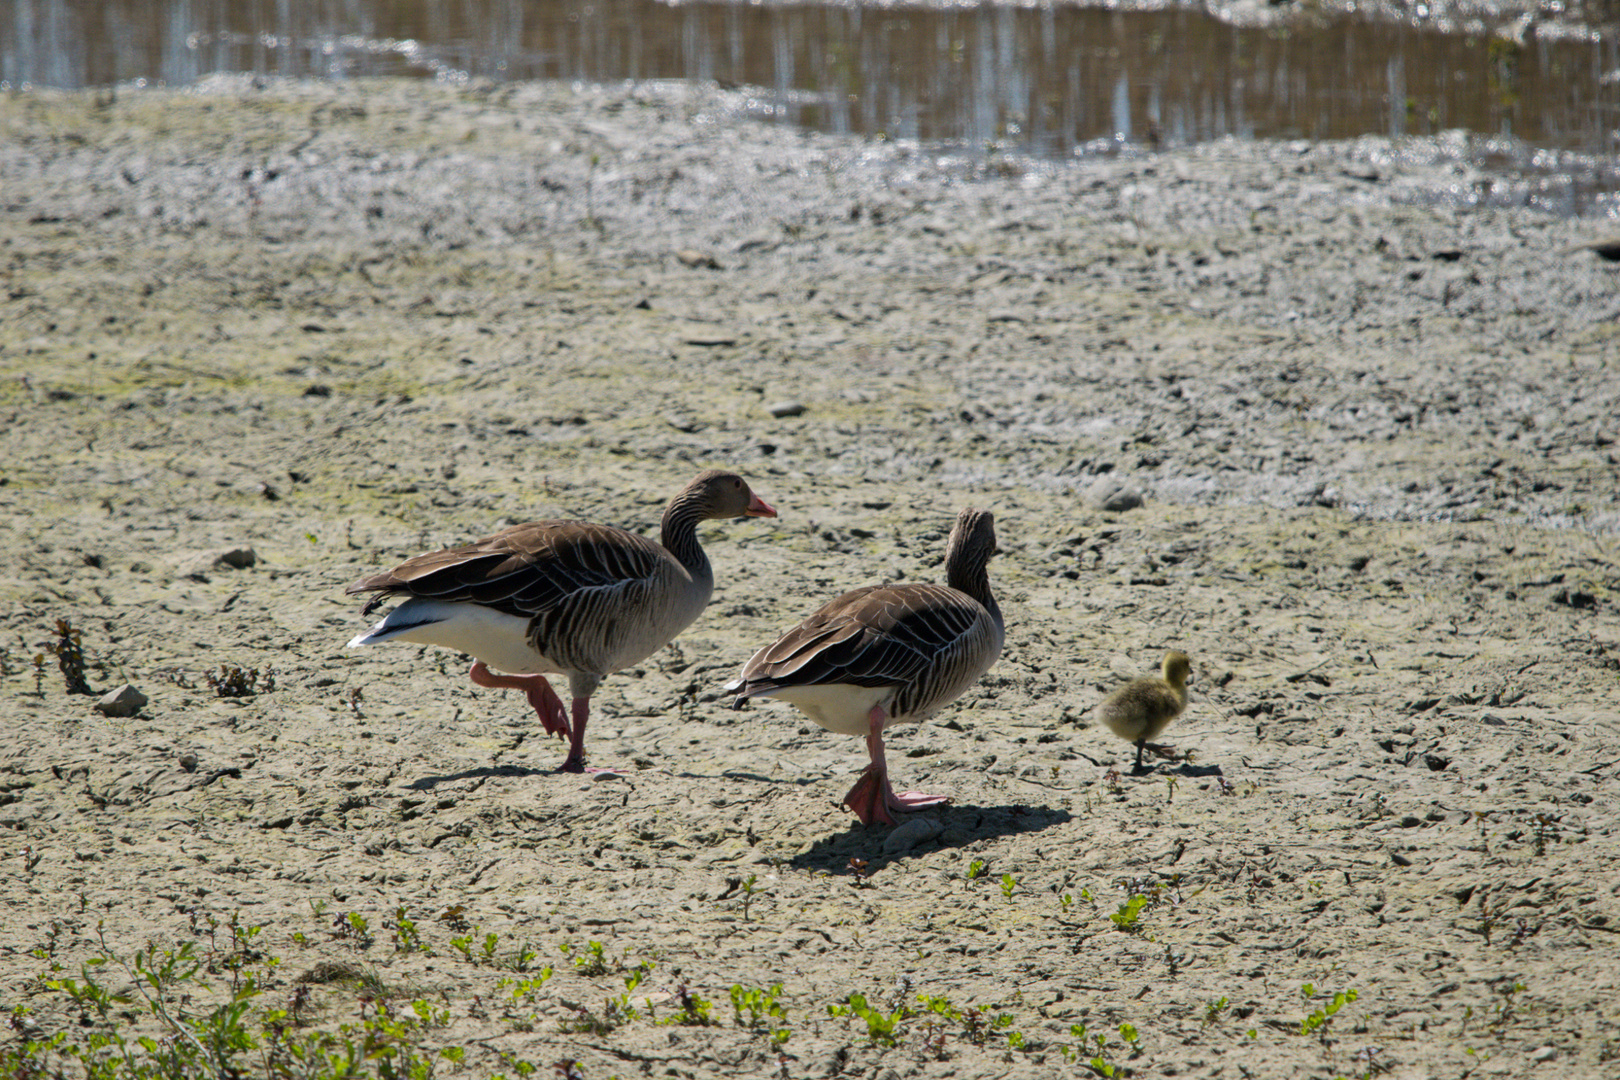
[347,520,669,620]
[735,583,988,700]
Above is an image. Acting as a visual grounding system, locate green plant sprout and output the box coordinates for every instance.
[1299,983,1359,1038]
[828,992,910,1045]
[389,906,425,953]
[1110,893,1150,931]
[730,982,790,1045]
[664,984,715,1027]
[1062,1021,1119,1076]
[561,940,610,976]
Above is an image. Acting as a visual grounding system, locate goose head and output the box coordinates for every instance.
[677,470,778,520]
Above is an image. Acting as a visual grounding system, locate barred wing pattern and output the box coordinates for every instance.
[735,582,999,722]
[348,521,681,675]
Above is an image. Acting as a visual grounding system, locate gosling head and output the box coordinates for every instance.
[1162,650,1192,691]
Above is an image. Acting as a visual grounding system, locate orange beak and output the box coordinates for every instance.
[746,493,778,518]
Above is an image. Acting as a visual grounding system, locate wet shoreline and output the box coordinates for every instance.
[6,0,1618,161]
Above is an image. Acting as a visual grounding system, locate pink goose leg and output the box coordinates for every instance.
[842,704,951,826]
[469,664,621,775]
[468,662,570,739]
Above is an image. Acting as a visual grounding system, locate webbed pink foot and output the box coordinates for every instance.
[468,662,570,739]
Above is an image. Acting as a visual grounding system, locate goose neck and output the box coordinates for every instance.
[660,497,711,574]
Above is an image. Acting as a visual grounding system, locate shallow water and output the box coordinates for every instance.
[7,1,1618,157]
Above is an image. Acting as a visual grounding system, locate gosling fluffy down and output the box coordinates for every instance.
[1097,650,1191,771]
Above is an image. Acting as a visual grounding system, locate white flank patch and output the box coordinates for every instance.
[755,682,893,737]
[346,598,552,675]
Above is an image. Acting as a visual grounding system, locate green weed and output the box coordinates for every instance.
[729,982,789,1045]
[1110,892,1150,932]
[664,984,715,1027]
[7,922,478,1080]
[828,992,909,1045]
[1299,983,1359,1039]
[388,906,425,953]
[561,940,610,976]
[1061,1020,1121,1076]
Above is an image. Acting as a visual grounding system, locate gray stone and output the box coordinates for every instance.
[767,401,806,418]
[175,546,257,576]
[882,816,943,853]
[96,684,147,717]
[1086,477,1144,512]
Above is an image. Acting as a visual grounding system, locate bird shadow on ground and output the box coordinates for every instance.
[1128,761,1225,780]
[790,802,1073,876]
[404,764,551,790]
[669,769,817,786]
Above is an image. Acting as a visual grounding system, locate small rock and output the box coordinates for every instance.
[675,249,720,269]
[664,414,702,433]
[1085,477,1143,512]
[591,770,625,782]
[767,401,806,418]
[179,753,199,772]
[882,817,943,853]
[175,546,257,577]
[96,684,147,717]
[1531,1045,1556,1062]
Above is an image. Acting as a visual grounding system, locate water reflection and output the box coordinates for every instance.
[5,0,1618,157]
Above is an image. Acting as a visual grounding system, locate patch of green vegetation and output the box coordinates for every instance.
[1298,982,1359,1039]
[1109,892,1151,932]
[5,922,495,1080]
[729,982,789,1046]
[828,992,909,1046]
[1060,1019,1135,1075]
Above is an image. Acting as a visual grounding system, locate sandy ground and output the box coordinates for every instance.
[2,76,1620,1078]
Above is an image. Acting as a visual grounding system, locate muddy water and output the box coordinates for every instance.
[5,0,1618,158]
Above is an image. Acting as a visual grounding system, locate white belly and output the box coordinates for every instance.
[757,683,895,737]
[348,599,556,676]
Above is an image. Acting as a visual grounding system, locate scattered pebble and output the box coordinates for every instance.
[675,249,719,269]
[95,684,147,718]
[1085,477,1143,512]
[175,546,257,577]
[767,401,806,418]
[882,816,942,853]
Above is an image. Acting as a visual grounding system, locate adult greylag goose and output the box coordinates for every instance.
[346,470,777,773]
[726,507,1003,826]
[1097,650,1191,772]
